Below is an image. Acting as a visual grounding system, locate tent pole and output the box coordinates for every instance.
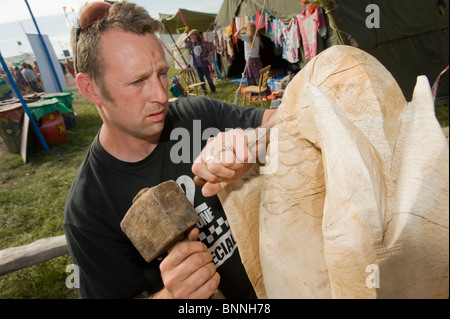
[162,21,189,67]
[161,41,183,69]
[162,20,200,85]
[178,9,190,33]
[24,0,63,92]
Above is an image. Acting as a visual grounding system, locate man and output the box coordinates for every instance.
[21,62,43,93]
[64,1,276,299]
[13,66,30,95]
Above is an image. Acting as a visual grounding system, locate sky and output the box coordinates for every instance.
[0,0,223,60]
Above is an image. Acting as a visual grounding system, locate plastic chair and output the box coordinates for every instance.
[178,68,205,96]
[242,65,271,107]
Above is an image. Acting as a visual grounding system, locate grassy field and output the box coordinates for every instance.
[0,71,448,298]
[0,85,103,299]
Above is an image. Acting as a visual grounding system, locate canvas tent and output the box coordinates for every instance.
[337,0,449,103]
[159,8,216,34]
[214,0,449,102]
[158,9,217,70]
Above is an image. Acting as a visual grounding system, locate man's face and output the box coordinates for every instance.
[96,30,170,140]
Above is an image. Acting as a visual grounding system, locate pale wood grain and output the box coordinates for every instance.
[219,45,449,299]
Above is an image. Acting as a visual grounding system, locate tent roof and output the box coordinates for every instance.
[3,53,35,68]
[159,8,216,34]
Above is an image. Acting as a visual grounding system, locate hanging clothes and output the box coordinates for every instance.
[213,27,235,61]
[298,6,327,59]
[264,11,270,32]
[213,28,224,56]
[281,18,301,63]
[267,17,281,48]
[255,10,265,30]
[230,18,239,50]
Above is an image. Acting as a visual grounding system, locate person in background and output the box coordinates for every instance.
[0,68,13,101]
[235,22,264,86]
[65,58,76,79]
[60,61,70,86]
[185,29,216,95]
[33,61,46,92]
[21,62,43,93]
[13,66,31,95]
[32,61,41,82]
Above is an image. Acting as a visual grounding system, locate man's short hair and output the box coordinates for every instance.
[72,1,164,101]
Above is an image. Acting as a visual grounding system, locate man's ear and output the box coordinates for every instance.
[76,73,103,106]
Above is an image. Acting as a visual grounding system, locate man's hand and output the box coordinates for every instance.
[192,128,266,197]
[155,228,220,299]
[192,109,276,197]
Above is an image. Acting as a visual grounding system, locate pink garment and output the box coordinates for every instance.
[255,10,265,30]
[298,6,326,59]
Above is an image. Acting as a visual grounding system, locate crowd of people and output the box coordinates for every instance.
[1,58,76,97]
[0,62,41,97]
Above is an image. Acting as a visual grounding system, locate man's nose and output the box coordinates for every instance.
[148,77,168,104]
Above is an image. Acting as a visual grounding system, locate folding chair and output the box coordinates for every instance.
[242,65,271,107]
[178,68,205,96]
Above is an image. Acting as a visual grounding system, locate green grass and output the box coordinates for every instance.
[168,67,272,107]
[435,103,449,128]
[0,70,447,299]
[0,89,102,299]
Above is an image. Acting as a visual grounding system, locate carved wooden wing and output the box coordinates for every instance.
[219,46,449,299]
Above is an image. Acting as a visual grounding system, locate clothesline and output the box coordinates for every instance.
[213,5,329,65]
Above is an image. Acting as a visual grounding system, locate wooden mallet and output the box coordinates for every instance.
[120,180,224,298]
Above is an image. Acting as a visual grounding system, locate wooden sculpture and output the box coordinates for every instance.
[218,45,449,299]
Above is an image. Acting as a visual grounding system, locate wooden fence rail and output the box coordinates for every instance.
[0,235,68,276]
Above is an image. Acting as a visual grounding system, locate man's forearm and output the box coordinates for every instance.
[261,109,277,128]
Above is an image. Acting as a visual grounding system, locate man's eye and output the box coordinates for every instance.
[132,79,143,85]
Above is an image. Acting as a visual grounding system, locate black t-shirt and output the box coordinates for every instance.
[63,96,265,299]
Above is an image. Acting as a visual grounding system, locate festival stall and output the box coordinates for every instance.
[0,91,74,155]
